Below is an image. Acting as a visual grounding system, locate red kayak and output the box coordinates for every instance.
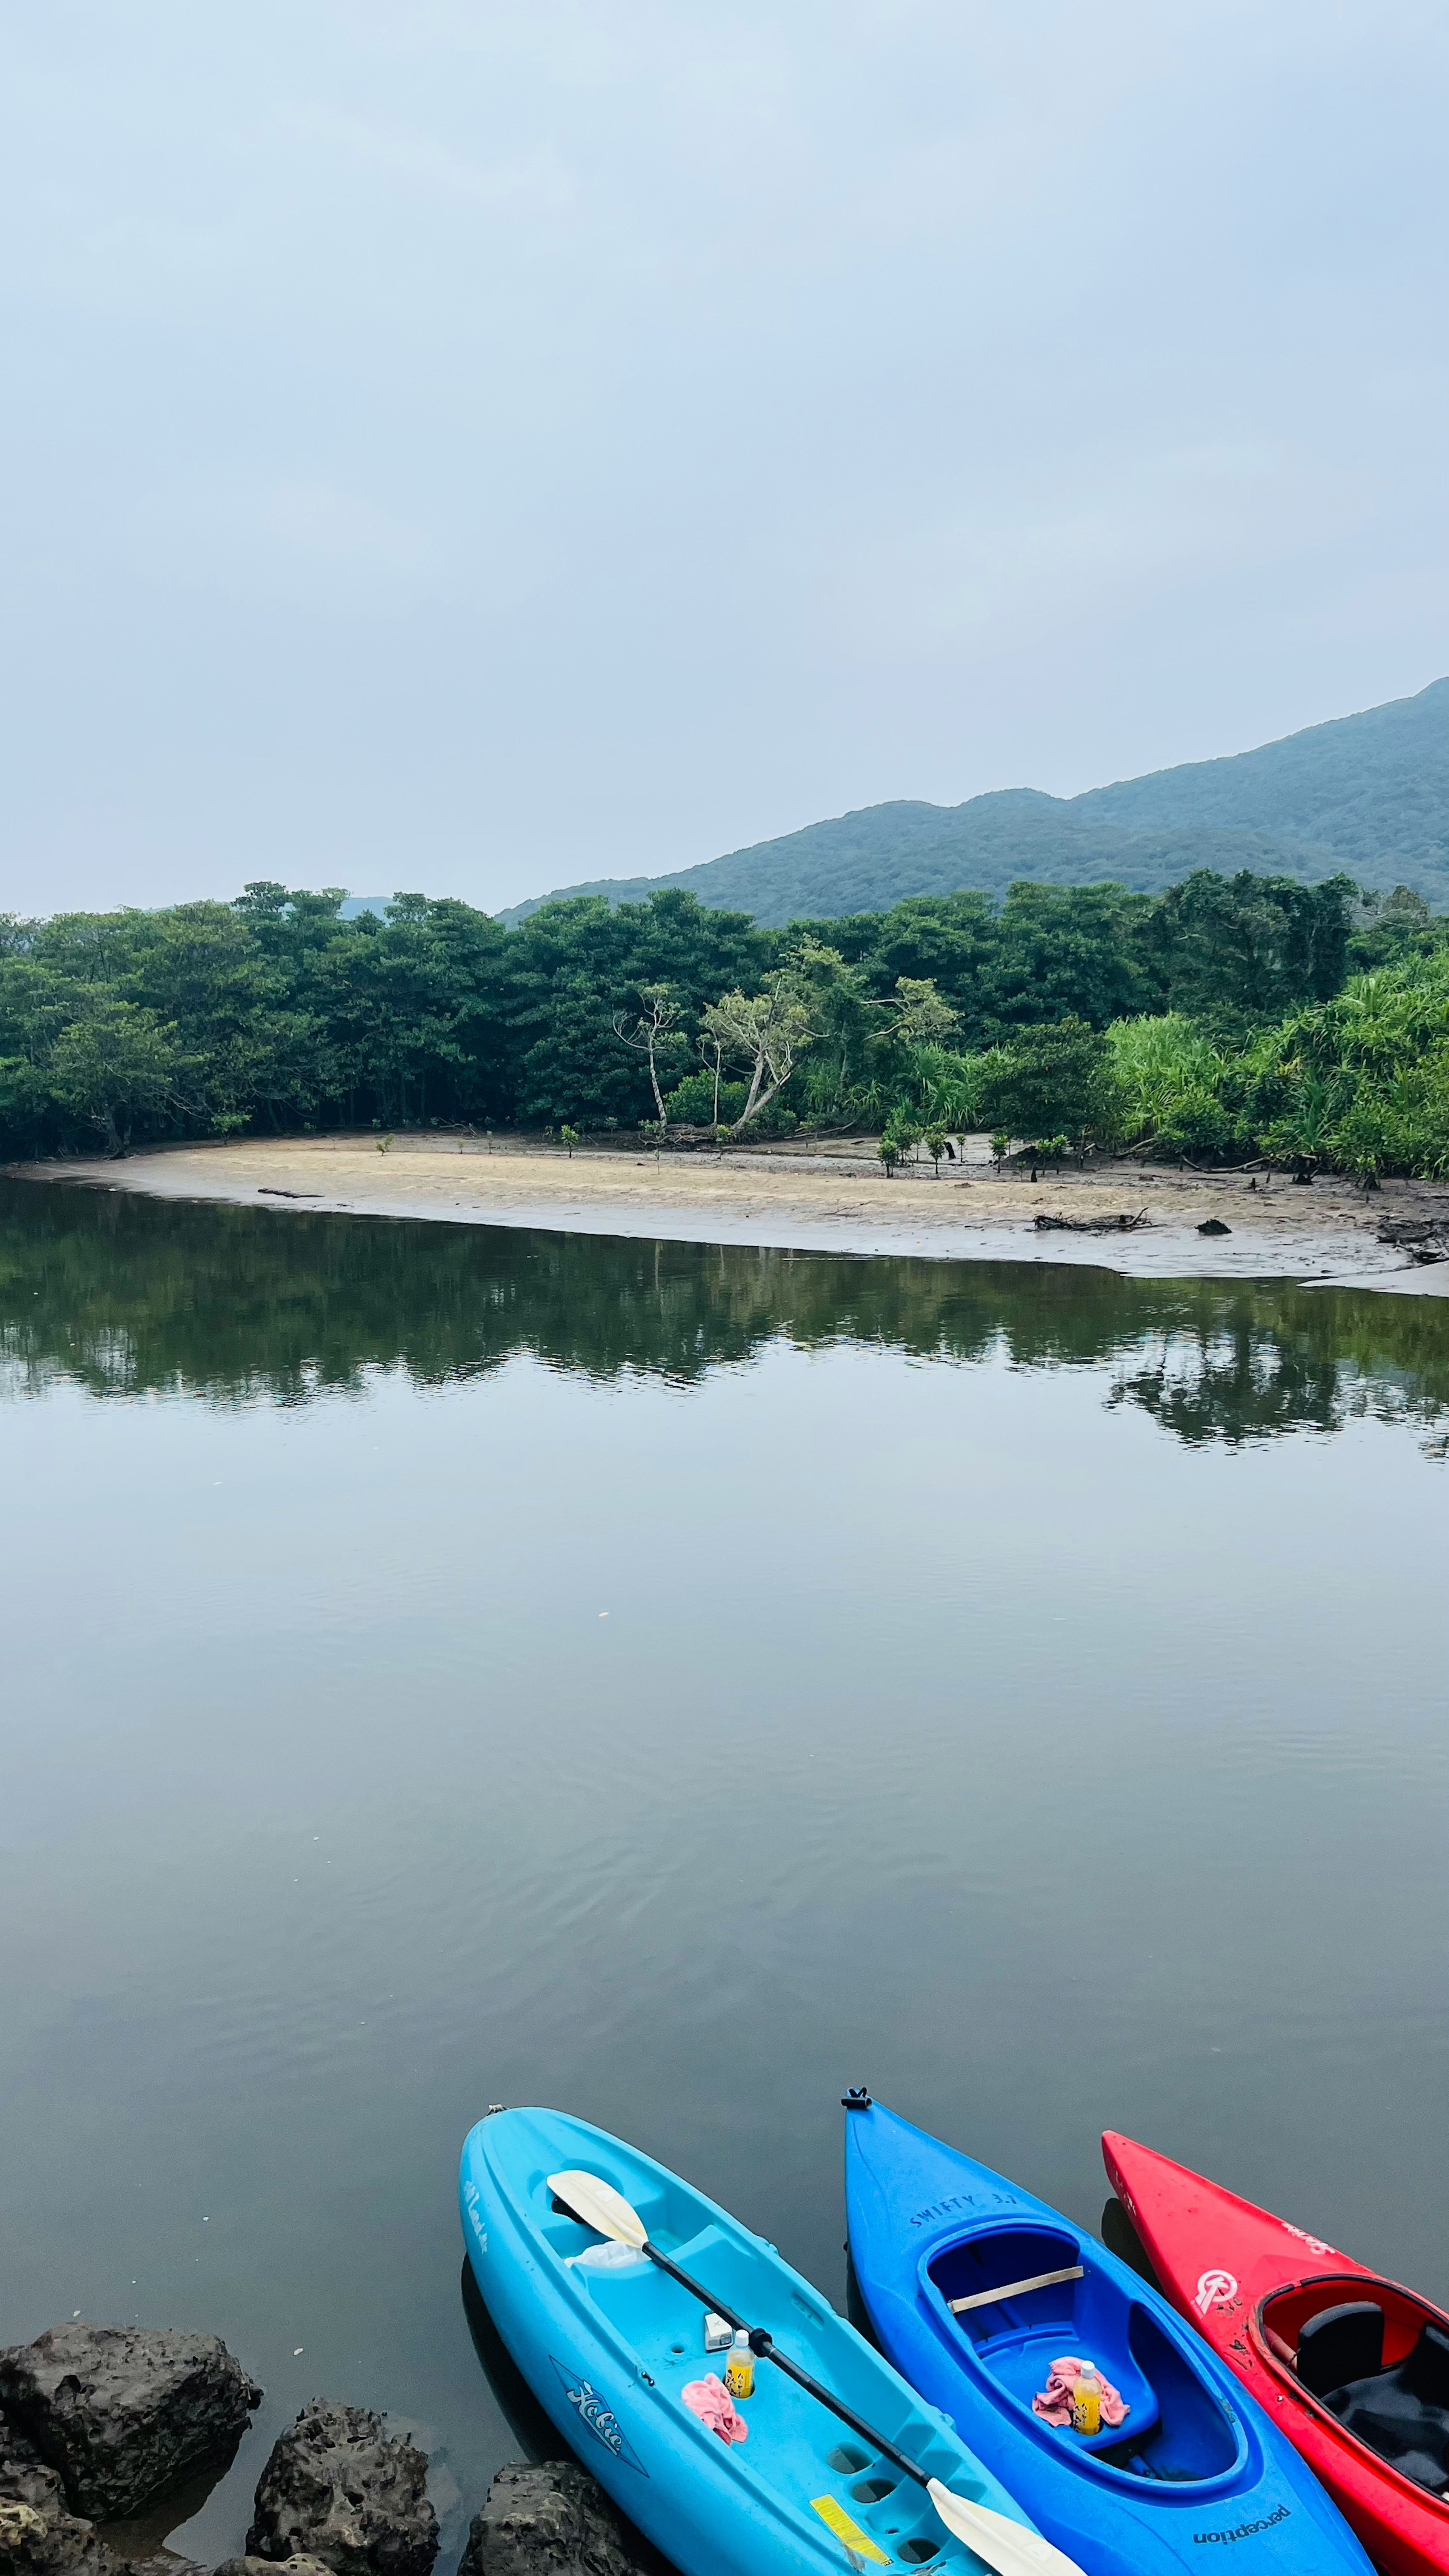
[1102,2133,1449,2576]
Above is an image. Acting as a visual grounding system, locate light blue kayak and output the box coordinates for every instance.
[845,2098,1377,2576]
[459,2106,1054,2576]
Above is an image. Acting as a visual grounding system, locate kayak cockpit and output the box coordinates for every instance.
[542,2202,992,2564]
[924,2222,1244,2487]
[1253,2278,1449,2501]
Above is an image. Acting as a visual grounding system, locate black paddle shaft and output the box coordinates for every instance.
[637,2235,931,2494]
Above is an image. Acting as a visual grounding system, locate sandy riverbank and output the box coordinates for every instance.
[12,1131,1449,1294]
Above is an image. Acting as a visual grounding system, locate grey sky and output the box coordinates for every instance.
[2,1,1444,918]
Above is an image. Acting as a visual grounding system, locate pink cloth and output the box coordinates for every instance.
[1032,2356,1129,2428]
[681,2375,749,2445]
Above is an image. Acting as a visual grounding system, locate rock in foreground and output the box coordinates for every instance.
[0,2432,65,2518]
[214,2558,334,2576]
[0,2497,134,2576]
[0,2431,136,2576]
[0,2327,261,2522]
[459,2463,654,2576]
[246,2406,437,2576]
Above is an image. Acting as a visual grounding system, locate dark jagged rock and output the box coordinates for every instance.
[0,2433,65,2516]
[0,2434,134,2576]
[245,2406,436,2576]
[1196,1216,1231,1235]
[213,2558,334,2576]
[458,2462,653,2576]
[0,2328,261,2524]
[0,2496,134,2576]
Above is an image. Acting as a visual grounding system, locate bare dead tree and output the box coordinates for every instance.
[699,1030,726,1131]
[612,983,681,1127]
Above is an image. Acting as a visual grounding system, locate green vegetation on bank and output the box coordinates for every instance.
[2,867,1448,1179]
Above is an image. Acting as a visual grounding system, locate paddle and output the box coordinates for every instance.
[548,2168,1086,2576]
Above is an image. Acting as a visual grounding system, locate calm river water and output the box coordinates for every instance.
[0,1181,1443,2561]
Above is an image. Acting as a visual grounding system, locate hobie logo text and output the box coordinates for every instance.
[549,2358,648,2475]
[462,2179,486,2255]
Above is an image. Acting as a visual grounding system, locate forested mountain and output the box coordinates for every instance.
[1077,679,1447,862]
[500,679,1448,926]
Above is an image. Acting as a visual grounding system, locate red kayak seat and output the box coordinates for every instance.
[1303,2316,1449,2498]
[1324,2322,1449,2496]
[1296,2303,1384,2398]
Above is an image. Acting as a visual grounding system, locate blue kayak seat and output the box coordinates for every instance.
[926,2229,1161,2453]
[968,2325,1161,2454]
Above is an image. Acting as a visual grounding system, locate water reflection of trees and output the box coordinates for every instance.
[1107,1332,1346,1446]
[1105,1303,1449,1449]
[0,1181,1444,1452]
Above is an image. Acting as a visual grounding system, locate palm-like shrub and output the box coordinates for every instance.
[1104,1014,1229,1148]
[1244,956,1449,1179]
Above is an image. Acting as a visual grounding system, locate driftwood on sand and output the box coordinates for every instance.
[1033,1210,1150,1235]
[1377,1217,1449,1266]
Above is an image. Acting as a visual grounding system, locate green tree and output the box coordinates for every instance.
[884,1114,921,1172]
[701,973,815,1131]
[1134,871,1357,1026]
[791,938,875,1118]
[976,1018,1121,1150]
[871,976,958,1050]
[977,885,1151,1040]
[49,1004,187,1156]
[1347,886,1445,972]
[661,1067,748,1126]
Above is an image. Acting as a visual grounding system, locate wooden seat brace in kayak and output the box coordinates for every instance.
[949,2264,1084,2315]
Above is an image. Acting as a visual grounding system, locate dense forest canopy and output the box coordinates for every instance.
[500,678,1449,925]
[2,867,1448,1178]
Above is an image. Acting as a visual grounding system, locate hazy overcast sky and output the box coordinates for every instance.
[2,2,1444,917]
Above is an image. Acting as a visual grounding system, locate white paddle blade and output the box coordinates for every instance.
[547,2168,648,2250]
[926,2485,1088,2576]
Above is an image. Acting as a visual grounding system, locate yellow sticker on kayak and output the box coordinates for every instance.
[809,2493,892,2564]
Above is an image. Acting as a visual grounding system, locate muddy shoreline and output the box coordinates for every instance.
[11,1133,1449,1296]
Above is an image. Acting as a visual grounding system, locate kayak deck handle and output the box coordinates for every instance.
[949,2264,1084,2315]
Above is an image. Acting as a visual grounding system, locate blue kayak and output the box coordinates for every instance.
[460,2106,1058,2576]
[844,2098,1375,2576]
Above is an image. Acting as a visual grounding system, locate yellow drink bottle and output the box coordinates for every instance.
[725,2330,755,2401]
[1072,2364,1101,2435]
